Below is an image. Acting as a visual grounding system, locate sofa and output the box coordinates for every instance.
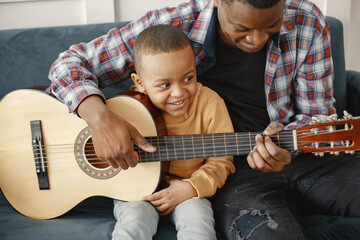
[1,16,360,240]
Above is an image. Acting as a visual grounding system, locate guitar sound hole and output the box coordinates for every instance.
[85,138,110,169]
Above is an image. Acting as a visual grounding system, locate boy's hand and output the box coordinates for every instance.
[246,122,291,172]
[143,176,198,215]
[78,95,156,169]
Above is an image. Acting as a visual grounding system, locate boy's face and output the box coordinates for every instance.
[132,45,197,118]
[214,0,284,53]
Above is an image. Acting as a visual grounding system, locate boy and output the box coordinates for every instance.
[111,25,235,239]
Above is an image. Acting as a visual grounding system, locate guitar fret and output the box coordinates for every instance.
[172,136,177,161]
[157,137,162,162]
[182,135,194,159]
[248,132,252,151]
[149,137,154,162]
[203,134,215,158]
[191,135,196,158]
[201,135,205,158]
[235,133,239,155]
[224,133,227,156]
[212,134,216,157]
[165,136,169,161]
[177,135,185,160]
[225,133,237,157]
[213,134,225,157]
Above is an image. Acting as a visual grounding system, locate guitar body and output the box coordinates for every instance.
[0,90,161,219]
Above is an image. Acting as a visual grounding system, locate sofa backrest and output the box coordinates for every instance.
[0,22,132,99]
[326,16,346,116]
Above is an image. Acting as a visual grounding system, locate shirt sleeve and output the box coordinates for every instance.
[47,2,200,113]
[47,24,140,113]
[184,98,235,198]
[285,19,336,130]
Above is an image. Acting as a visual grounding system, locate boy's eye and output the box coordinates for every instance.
[184,76,193,82]
[159,83,170,88]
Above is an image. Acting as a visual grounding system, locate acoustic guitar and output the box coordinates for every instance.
[0,90,359,219]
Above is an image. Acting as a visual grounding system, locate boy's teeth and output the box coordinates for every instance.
[171,100,183,105]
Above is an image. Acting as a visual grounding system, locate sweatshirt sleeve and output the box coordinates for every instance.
[184,97,235,198]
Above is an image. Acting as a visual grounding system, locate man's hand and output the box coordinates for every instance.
[143,176,198,215]
[246,122,291,172]
[78,95,156,169]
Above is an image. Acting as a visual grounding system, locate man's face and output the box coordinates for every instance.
[131,45,198,118]
[214,0,285,53]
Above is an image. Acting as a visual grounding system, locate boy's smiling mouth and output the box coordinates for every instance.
[169,99,186,105]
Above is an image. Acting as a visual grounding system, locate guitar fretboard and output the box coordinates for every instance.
[134,131,294,162]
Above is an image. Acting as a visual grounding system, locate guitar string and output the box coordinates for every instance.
[31,141,350,168]
[31,128,332,151]
[31,131,347,160]
[29,128,351,167]
[31,126,346,152]
[31,134,312,159]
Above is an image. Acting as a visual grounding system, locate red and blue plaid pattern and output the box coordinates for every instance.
[48,0,335,129]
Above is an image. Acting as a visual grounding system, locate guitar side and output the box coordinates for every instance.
[0,90,161,219]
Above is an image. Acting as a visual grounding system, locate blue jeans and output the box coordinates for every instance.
[210,152,360,240]
[112,198,216,240]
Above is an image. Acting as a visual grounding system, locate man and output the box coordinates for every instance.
[47,0,360,239]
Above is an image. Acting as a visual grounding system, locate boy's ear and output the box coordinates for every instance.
[131,73,146,93]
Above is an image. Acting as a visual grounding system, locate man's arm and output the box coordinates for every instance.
[248,12,335,172]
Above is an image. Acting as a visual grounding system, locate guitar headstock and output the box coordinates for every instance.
[295,113,360,155]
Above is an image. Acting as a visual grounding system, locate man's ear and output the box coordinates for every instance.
[131,73,146,93]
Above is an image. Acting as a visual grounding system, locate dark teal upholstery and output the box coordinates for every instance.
[1,17,360,239]
[326,16,360,116]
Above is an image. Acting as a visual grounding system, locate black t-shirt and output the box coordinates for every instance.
[198,34,270,132]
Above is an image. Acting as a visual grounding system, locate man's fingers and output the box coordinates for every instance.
[264,136,291,165]
[131,129,156,152]
[263,122,284,135]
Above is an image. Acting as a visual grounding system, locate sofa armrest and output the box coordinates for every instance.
[346,70,360,116]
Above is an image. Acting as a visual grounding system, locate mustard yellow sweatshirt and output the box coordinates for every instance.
[162,82,235,198]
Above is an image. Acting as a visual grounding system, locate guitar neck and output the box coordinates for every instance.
[135,131,295,162]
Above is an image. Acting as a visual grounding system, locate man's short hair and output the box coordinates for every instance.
[222,0,281,8]
[133,24,191,74]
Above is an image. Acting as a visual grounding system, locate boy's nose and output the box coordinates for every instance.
[170,85,184,97]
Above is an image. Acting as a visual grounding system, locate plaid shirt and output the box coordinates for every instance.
[48,0,335,129]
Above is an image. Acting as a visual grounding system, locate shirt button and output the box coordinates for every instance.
[67,101,72,106]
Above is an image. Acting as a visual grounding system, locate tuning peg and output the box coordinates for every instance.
[311,116,321,124]
[343,110,353,119]
[327,114,338,121]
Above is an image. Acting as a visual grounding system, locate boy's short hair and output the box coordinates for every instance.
[133,24,191,75]
[222,0,281,8]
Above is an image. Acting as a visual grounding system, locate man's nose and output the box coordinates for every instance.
[246,30,269,49]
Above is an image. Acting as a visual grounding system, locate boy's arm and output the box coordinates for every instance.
[185,98,235,198]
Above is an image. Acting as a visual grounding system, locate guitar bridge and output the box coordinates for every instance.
[30,120,49,190]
